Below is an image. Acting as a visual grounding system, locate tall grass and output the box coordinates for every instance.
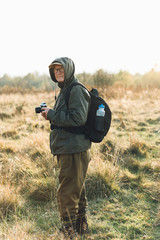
[0,87,160,239]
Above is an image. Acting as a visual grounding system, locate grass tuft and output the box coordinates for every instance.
[0,112,11,120]
[15,103,25,114]
[125,139,148,157]
[120,169,142,188]
[0,185,21,218]
[2,130,19,139]
[0,140,18,154]
[27,177,57,201]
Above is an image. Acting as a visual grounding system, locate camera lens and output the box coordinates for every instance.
[35,107,42,113]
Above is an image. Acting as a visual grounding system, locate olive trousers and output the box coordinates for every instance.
[57,150,90,218]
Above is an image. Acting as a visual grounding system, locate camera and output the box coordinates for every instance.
[35,102,47,113]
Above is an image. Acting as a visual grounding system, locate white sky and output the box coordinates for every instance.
[0,0,160,77]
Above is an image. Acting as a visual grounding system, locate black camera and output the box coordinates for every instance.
[35,102,47,113]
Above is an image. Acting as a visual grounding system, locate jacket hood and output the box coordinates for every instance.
[49,57,75,88]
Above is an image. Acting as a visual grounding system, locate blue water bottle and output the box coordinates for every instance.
[95,104,105,132]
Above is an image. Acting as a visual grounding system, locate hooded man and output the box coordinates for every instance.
[41,57,91,239]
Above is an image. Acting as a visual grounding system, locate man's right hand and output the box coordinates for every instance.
[41,107,50,120]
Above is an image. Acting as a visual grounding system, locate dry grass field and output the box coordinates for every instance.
[0,87,160,240]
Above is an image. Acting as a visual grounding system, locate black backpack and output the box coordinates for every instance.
[51,83,112,143]
[65,83,112,143]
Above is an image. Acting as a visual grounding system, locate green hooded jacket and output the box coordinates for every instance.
[47,57,91,155]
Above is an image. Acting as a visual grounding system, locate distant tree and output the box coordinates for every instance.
[93,69,113,87]
[114,70,134,87]
[141,69,160,88]
[76,72,92,86]
[0,74,12,86]
[0,68,160,91]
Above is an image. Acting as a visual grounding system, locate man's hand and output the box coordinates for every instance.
[41,107,50,120]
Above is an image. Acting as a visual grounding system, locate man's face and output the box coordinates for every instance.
[53,64,65,82]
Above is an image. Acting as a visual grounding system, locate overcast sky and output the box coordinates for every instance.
[0,0,160,77]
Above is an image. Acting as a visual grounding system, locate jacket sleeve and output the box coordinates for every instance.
[47,85,90,127]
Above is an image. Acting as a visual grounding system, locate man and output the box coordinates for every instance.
[41,57,91,239]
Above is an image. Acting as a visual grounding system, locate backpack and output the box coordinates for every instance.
[64,82,112,143]
[51,83,112,142]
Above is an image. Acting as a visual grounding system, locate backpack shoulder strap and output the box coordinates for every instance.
[65,82,87,107]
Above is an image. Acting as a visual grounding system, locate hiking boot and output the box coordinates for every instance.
[76,209,89,235]
[60,216,78,240]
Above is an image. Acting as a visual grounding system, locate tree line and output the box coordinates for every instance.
[0,68,160,91]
